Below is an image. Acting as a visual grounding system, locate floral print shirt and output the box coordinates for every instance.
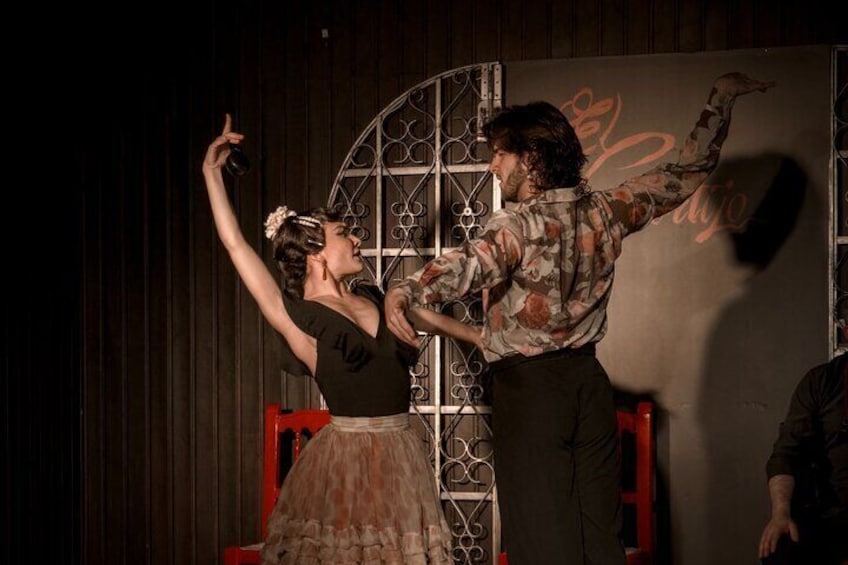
[394,84,742,362]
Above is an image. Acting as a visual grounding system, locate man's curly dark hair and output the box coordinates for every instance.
[482,101,587,190]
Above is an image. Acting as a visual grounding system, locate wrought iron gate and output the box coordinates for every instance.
[832,47,847,356]
[328,62,503,565]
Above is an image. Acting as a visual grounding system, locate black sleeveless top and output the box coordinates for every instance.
[280,284,419,417]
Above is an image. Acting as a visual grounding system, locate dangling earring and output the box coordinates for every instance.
[322,262,328,281]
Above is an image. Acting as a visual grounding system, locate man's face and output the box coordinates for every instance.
[489,147,529,203]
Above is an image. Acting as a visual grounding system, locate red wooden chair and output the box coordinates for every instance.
[223,405,331,565]
[618,401,655,565]
[499,402,656,565]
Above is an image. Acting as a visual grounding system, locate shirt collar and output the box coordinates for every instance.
[516,182,591,210]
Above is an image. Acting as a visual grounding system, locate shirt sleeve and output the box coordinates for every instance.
[600,81,740,237]
[765,363,826,479]
[393,209,525,307]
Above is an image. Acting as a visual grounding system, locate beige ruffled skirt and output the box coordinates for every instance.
[260,413,452,564]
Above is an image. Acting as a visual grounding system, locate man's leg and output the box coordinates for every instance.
[492,352,589,565]
[572,357,626,565]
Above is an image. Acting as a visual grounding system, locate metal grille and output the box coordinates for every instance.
[832,46,848,356]
[328,62,503,565]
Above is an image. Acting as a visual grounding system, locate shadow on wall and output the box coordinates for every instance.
[697,153,822,565]
[728,157,807,271]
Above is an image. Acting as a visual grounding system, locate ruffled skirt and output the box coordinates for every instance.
[260,413,452,564]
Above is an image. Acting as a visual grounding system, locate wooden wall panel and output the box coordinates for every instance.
[329,0,356,190]
[728,0,756,49]
[259,0,288,423]
[147,98,172,565]
[10,2,846,565]
[704,0,729,51]
[106,140,127,565]
[125,114,150,565]
[601,0,626,56]
[425,0,451,79]
[398,0,428,92]
[375,0,401,120]
[451,0,477,67]
[234,0,266,544]
[168,80,195,565]
[283,2,310,215]
[474,0,502,62]
[678,0,704,52]
[501,0,527,60]
[574,0,602,57]
[652,0,678,53]
[626,0,652,55]
[524,0,552,60]
[550,0,575,58]
[754,0,782,48]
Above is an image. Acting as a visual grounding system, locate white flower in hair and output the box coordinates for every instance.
[264,206,296,240]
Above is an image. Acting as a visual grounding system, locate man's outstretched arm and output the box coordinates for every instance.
[605,72,775,235]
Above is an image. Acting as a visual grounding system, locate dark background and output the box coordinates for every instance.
[4,1,847,564]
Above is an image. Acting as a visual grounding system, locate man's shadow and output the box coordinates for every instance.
[697,154,826,564]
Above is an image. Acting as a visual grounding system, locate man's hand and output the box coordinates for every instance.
[385,287,419,347]
[715,72,775,97]
[758,511,799,559]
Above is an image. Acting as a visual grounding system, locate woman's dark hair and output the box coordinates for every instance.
[482,101,587,190]
[269,206,342,298]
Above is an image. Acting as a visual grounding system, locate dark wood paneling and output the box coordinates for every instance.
[3,140,82,564]
[678,0,704,52]
[524,0,551,60]
[283,2,310,215]
[306,2,333,211]
[754,0,782,47]
[425,0,450,79]
[259,0,288,455]
[601,0,626,56]
[329,0,356,185]
[125,105,150,565]
[398,0,428,92]
[502,0,526,60]
[550,0,576,58]
[148,92,172,565]
[169,78,194,565]
[704,0,729,51]
[474,0,502,62]
[102,133,127,565]
[14,2,846,565]
[234,0,266,545]
[82,168,104,565]
[380,0,404,126]
[728,0,755,49]
[652,0,678,53]
[451,0,477,67]
[574,0,602,57]
[626,0,652,55]
[783,0,810,45]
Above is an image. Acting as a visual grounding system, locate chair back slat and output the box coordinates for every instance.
[261,404,331,538]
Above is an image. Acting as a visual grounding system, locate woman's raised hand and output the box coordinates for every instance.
[203,113,245,172]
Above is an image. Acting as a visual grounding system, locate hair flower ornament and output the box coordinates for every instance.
[264,206,297,240]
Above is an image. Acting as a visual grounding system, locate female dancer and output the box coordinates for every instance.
[203,114,481,564]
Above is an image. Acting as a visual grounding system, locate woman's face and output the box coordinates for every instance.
[320,221,363,278]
